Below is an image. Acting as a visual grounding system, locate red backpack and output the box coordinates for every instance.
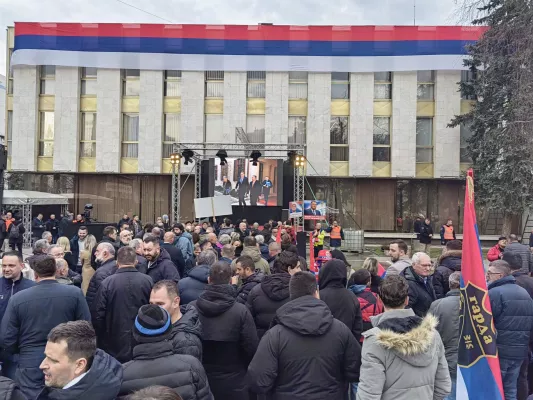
[356,289,384,341]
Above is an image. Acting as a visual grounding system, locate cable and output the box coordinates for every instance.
[114,0,174,23]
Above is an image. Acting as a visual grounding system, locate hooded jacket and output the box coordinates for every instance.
[179,265,210,305]
[235,272,264,304]
[433,250,462,298]
[232,247,271,275]
[147,248,180,284]
[319,260,363,341]
[85,259,117,309]
[385,258,412,276]
[247,296,361,400]
[36,349,123,400]
[171,304,203,360]
[246,273,291,338]
[401,266,437,317]
[175,231,194,263]
[192,285,258,400]
[356,309,451,400]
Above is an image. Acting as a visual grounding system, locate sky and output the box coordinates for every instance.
[0,0,463,73]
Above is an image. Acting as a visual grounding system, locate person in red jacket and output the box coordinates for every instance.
[487,236,507,262]
[348,268,383,342]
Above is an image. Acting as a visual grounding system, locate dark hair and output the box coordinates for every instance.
[152,280,180,298]
[48,321,97,370]
[502,252,523,271]
[379,275,409,308]
[128,386,183,400]
[263,223,271,231]
[117,246,137,265]
[192,232,200,244]
[446,240,463,251]
[236,255,255,272]
[78,226,88,232]
[173,223,185,232]
[277,251,299,273]
[389,239,408,254]
[143,235,160,247]
[2,251,22,263]
[143,223,155,233]
[209,261,232,285]
[103,226,117,237]
[34,256,57,278]
[243,236,256,247]
[289,271,317,300]
[348,269,371,286]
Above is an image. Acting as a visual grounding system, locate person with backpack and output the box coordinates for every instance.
[348,269,384,342]
[8,218,25,256]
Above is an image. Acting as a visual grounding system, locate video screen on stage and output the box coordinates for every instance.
[214,158,283,206]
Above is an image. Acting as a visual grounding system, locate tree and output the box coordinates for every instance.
[450,0,533,235]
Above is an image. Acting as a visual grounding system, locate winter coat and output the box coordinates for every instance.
[419,222,433,245]
[170,304,203,361]
[85,259,117,309]
[247,295,361,400]
[0,276,35,322]
[349,285,384,337]
[488,275,533,360]
[193,284,258,400]
[7,221,25,245]
[487,244,504,262]
[162,243,186,278]
[246,273,291,339]
[428,289,460,378]
[505,241,533,274]
[401,266,437,317]
[91,267,153,363]
[319,259,363,341]
[91,236,119,269]
[31,218,45,238]
[58,217,70,238]
[69,235,84,270]
[44,219,59,236]
[147,248,180,284]
[370,274,383,294]
[175,232,194,263]
[0,376,26,400]
[35,349,123,400]
[385,258,412,276]
[179,265,210,305]
[259,243,269,260]
[231,247,271,275]
[235,272,264,304]
[512,271,533,299]
[356,309,450,400]
[118,340,212,400]
[433,250,462,298]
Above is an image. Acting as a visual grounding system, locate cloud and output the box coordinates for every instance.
[0,0,461,72]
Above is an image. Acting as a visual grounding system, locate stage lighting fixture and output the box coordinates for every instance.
[216,150,228,166]
[294,154,306,168]
[182,150,194,165]
[250,150,262,166]
[169,153,181,165]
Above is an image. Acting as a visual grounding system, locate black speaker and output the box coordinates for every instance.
[296,231,307,260]
[282,161,294,207]
[200,159,215,198]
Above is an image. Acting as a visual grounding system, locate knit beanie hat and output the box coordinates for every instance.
[133,304,172,343]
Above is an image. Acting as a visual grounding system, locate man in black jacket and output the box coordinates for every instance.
[247,271,361,399]
[401,252,437,317]
[233,255,264,304]
[118,304,212,400]
[91,247,153,363]
[150,280,203,360]
[433,240,462,299]
[45,214,59,244]
[32,213,45,240]
[162,232,186,278]
[85,243,117,309]
[91,226,119,269]
[192,262,258,400]
[144,235,180,284]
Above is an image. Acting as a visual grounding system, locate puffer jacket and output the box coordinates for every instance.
[488,275,533,360]
[147,248,180,284]
[171,304,203,360]
[401,266,436,317]
[232,247,271,275]
[356,309,451,400]
[0,376,26,400]
[235,272,264,304]
[85,259,117,308]
[246,273,291,339]
[505,241,533,274]
[433,250,462,298]
[179,265,210,305]
[385,258,412,276]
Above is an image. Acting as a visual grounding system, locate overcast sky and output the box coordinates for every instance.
[0,0,462,73]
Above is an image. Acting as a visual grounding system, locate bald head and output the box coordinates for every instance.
[164,231,175,244]
[208,233,218,245]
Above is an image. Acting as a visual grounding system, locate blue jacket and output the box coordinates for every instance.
[488,275,533,360]
[174,232,193,262]
[178,265,210,305]
[0,276,35,322]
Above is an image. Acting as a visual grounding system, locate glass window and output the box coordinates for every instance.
[373,117,391,162]
[289,71,308,80]
[205,71,224,98]
[331,72,350,100]
[461,70,477,100]
[80,113,96,157]
[460,124,474,163]
[289,71,308,99]
[7,111,12,156]
[205,115,223,142]
[417,70,435,100]
[247,71,266,98]
[416,118,433,162]
[165,70,181,97]
[374,72,392,100]
[246,115,265,143]
[330,117,349,161]
[40,66,55,95]
[81,67,97,96]
[122,69,140,96]
[288,116,306,145]
[39,112,55,157]
[7,49,13,95]
[122,113,139,158]
[163,114,180,158]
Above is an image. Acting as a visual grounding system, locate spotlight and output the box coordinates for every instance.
[182,150,194,165]
[294,154,306,168]
[250,150,262,166]
[169,153,181,165]
[216,150,228,166]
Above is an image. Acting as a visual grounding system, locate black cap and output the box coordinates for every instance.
[498,236,507,241]
[133,304,172,343]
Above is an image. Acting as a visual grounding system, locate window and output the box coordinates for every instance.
[205,71,224,98]
[80,113,96,157]
[246,115,265,143]
[40,65,55,95]
[289,71,308,99]
[7,111,12,156]
[460,124,474,163]
[374,72,392,100]
[122,69,140,96]
[461,70,477,100]
[81,67,97,96]
[417,70,435,100]
[247,71,266,98]
[7,49,13,95]
[122,113,139,158]
[165,70,181,97]
[205,115,223,142]
[373,117,391,162]
[38,112,54,157]
[331,72,350,99]
[288,116,306,145]
[416,118,433,162]
[330,117,349,161]
[163,114,180,158]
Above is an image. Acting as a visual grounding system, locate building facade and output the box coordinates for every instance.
[0,74,5,145]
[5,23,500,231]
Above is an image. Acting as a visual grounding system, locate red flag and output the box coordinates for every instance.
[276,225,282,243]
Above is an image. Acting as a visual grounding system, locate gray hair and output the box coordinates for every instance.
[197,250,217,266]
[489,260,511,276]
[98,242,116,256]
[34,239,50,254]
[449,271,461,290]
[255,234,265,244]
[47,245,63,255]
[412,252,430,265]
[221,244,235,258]
[129,238,143,251]
[55,258,68,271]
[219,234,231,245]
[42,231,52,240]
[142,233,152,241]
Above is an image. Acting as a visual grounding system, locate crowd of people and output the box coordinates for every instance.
[0,212,531,399]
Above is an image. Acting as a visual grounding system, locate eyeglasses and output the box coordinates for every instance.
[486,271,502,277]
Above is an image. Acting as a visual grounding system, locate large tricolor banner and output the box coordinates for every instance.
[11,23,485,72]
[456,169,504,400]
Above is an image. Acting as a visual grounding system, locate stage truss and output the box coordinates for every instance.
[171,139,306,229]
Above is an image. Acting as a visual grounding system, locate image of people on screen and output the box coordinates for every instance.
[289,202,303,218]
[262,176,273,204]
[222,176,232,195]
[235,171,249,207]
[304,201,322,216]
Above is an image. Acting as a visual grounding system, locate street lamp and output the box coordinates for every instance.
[170,153,181,223]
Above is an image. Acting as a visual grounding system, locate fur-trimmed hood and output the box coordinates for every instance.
[438,250,462,266]
[366,309,438,367]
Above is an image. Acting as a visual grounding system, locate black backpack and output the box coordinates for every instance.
[8,224,20,240]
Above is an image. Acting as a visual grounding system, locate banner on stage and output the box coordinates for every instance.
[303,200,327,220]
[289,201,303,218]
[194,196,232,219]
